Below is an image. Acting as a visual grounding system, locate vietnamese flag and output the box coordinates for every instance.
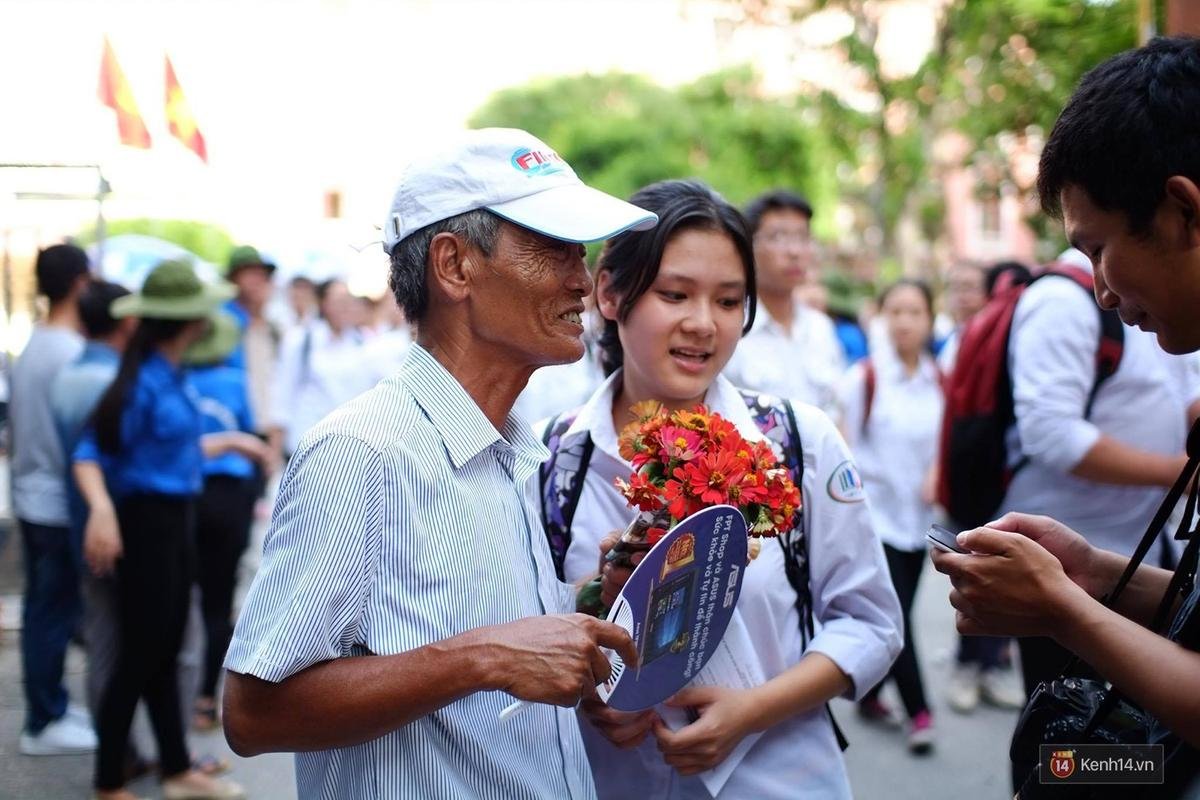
[164,55,207,163]
[97,37,151,149]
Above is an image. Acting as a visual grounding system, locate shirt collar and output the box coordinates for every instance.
[401,344,549,471]
[877,349,940,383]
[81,341,119,364]
[751,297,814,337]
[563,370,764,464]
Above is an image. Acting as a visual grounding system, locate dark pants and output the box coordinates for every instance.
[19,519,83,734]
[864,544,930,719]
[195,475,255,698]
[94,495,194,791]
[956,634,1011,671]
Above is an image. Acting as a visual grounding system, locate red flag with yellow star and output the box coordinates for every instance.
[164,55,207,163]
[97,37,151,149]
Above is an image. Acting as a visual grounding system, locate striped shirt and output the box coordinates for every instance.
[225,344,595,800]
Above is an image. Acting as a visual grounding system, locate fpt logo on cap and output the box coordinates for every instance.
[511,147,566,177]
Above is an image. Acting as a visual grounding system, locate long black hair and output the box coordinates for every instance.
[595,179,757,375]
[93,318,191,453]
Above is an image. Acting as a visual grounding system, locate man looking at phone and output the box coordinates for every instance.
[932,35,1200,784]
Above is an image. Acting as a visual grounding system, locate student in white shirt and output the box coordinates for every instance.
[722,190,846,415]
[837,279,943,755]
[543,179,902,800]
[269,278,375,456]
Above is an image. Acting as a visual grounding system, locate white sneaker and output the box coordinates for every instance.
[64,703,92,727]
[980,669,1027,709]
[19,716,98,755]
[947,663,980,713]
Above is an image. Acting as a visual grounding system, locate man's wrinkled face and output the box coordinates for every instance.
[1062,183,1200,355]
[469,222,592,368]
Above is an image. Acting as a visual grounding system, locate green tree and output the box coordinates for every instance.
[470,69,838,238]
[719,0,1136,266]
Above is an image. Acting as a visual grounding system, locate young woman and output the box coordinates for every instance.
[74,260,267,800]
[837,279,944,755]
[183,311,267,734]
[538,179,901,799]
[269,278,372,458]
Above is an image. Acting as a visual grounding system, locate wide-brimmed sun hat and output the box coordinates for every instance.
[383,127,658,252]
[111,258,236,320]
[183,309,241,366]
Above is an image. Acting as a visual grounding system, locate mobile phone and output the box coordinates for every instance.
[926,523,969,554]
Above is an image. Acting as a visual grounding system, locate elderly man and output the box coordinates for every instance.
[932,36,1200,795]
[222,128,653,799]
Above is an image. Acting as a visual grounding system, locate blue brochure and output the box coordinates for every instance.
[598,504,748,712]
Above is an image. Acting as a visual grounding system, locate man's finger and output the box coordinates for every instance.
[957,526,1021,556]
[591,619,639,669]
[587,639,613,686]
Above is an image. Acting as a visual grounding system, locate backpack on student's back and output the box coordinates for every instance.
[936,264,1125,529]
[539,389,848,750]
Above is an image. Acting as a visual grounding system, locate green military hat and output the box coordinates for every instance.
[226,245,276,277]
[111,258,235,320]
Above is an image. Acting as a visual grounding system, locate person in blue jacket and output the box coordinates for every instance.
[182,310,273,733]
[73,260,268,800]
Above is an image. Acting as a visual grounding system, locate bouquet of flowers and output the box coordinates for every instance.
[579,400,802,616]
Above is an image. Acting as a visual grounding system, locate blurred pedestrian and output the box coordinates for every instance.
[73,259,267,800]
[723,189,846,415]
[268,278,374,458]
[839,279,942,755]
[11,243,95,756]
[184,311,266,734]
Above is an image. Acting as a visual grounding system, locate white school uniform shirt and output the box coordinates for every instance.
[544,371,902,800]
[270,320,377,454]
[1000,273,1200,559]
[837,353,944,552]
[723,301,847,417]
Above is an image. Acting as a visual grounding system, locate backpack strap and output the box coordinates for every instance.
[1008,267,1125,478]
[538,409,593,582]
[1039,266,1126,417]
[738,389,848,751]
[861,358,876,437]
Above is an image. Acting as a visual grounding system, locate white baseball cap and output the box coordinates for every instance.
[383,128,658,252]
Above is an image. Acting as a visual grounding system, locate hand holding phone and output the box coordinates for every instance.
[926,523,969,554]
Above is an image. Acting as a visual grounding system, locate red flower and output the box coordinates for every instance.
[616,470,665,512]
[682,450,747,506]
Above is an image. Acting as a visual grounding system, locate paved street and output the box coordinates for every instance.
[0,455,1021,799]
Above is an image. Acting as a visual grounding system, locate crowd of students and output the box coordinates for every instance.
[8,48,1200,794]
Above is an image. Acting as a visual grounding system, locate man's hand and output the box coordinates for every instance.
[483,614,637,707]
[930,522,1092,638]
[580,697,658,750]
[652,686,757,776]
[598,531,645,609]
[982,513,1107,598]
[84,505,123,577]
